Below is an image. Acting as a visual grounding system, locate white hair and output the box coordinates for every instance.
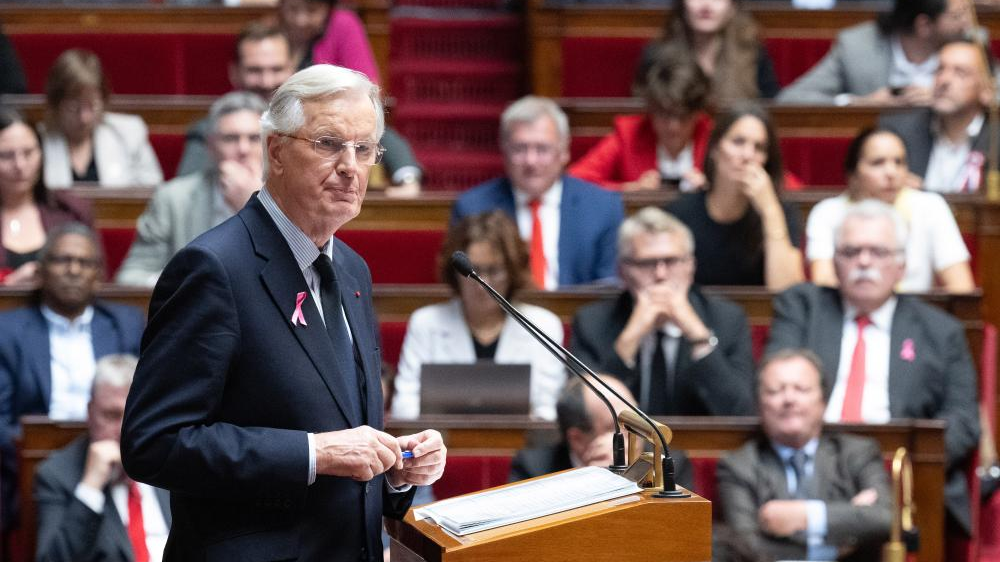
[617,207,695,259]
[91,354,138,392]
[834,199,909,260]
[208,90,267,135]
[499,95,569,146]
[260,64,384,173]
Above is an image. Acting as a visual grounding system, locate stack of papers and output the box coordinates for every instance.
[413,466,641,536]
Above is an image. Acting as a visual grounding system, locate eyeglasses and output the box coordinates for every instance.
[834,245,902,260]
[280,134,385,165]
[44,255,101,270]
[504,142,561,161]
[471,265,508,280]
[622,255,690,272]
[217,133,262,146]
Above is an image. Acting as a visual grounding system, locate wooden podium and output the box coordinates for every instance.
[386,480,712,562]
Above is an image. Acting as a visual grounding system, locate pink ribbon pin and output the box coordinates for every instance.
[900,338,915,362]
[291,291,308,326]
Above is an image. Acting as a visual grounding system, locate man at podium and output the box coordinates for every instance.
[717,349,891,561]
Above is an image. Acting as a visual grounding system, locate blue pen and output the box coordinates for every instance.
[402,451,414,459]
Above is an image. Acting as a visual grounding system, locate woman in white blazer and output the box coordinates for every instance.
[40,49,162,188]
[392,211,566,420]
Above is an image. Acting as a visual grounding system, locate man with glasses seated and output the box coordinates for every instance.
[766,199,979,538]
[116,91,267,286]
[0,223,144,533]
[451,95,624,289]
[569,207,755,416]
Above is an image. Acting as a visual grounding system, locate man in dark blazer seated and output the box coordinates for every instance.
[880,40,993,193]
[717,349,891,561]
[0,223,144,533]
[509,374,693,489]
[451,95,624,289]
[570,207,755,416]
[120,65,447,562]
[766,199,979,536]
[35,354,170,562]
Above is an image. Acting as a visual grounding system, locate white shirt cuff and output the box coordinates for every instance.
[385,480,412,494]
[73,482,106,514]
[805,499,827,536]
[307,433,317,485]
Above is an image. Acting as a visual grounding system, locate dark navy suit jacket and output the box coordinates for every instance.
[0,300,143,530]
[121,195,413,562]
[450,174,623,287]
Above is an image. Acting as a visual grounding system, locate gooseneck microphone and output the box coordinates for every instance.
[452,251,687,495]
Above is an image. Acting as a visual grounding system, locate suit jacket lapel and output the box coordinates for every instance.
[817,291,846,402]
[888,298,917,418]
[245,198,362,427]
[91,307,118,360]
[333,247,381,428]
[756,438,791,501]
[26,308,53,412]
[105,487,134,561]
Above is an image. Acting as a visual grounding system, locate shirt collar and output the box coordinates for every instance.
[843,296,898,332]
[771,436,820,462]
[513,178,563,207]
[932,112,986,143]
[890,36,939,76]
[40,304,94,332]
[257,187,333,271]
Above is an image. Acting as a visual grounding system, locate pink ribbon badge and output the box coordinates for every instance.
[900,338,915,362]
[291,291,308,326]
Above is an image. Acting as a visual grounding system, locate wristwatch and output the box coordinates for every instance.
[689,331,718,347]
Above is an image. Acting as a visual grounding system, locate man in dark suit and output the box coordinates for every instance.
[0,223,144,532]
[570,207,755,416]
[717,349,891,562]
[451,95,623,289]
[120,65,447,562]
[35,354,170,562]
[509,374,694,489]
[766,199,979,535]
[880,40,993,193]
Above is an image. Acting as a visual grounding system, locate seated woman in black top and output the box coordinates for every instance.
[665,102,803,290]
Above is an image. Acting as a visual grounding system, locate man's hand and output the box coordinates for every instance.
[218,159,262,212]
[851,488,879,506]
[896,85,933,107]
[758,499,809,537]
[314,426,402,481]
[81,439,122,490]
[388,429,447,488]
[852,87,899,106]
[1,261,38,286]
[580,431,615,467]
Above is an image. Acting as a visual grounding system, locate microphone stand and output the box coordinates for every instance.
[452,252,689,497]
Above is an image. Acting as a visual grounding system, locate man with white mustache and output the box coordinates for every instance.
[765,198,979,538]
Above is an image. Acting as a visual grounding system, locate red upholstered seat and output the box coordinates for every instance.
[779,136,851,188]
[336,230,445,284]
[431,455,513,499]
[561,37,646,98]
[10,33,234,95]
[149,133,186,181]
[380,321,408,367]
[763,37,833,88]
[98,227,136,281]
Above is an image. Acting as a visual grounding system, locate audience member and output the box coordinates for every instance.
[451,96,623,289]
[0,107,89,286]
[0,27,26,95]
[277,0,380,81]
[570,207,754,416]
[767,201,979,535]
[0,223,144,532]
[34,354,170,562]
[717,349,891,561]
[637,0,779,108]
[116,92,267,286]
[777,0,973,105]
[392,210,565,420]
[40,49,162,188]
[175,23,423,196]
[665,103,804,290]
[806,128,974,293]
[880,39,994,192]
[508,373,693,490]
[569,51,714,192]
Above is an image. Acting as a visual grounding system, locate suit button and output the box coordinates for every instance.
[365,482,371,494]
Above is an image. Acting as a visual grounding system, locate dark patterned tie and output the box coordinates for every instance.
[790,449,812,499]
[647,331,669,415]
[313,254,367,422]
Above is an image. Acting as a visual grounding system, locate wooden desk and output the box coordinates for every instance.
[15,416,947,562]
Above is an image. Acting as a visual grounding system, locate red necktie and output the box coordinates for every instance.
[529,199,546,288]
[127,481,150,562]
[840,315,872,422]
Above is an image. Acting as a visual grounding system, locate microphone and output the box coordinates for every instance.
[452,251,688,496]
